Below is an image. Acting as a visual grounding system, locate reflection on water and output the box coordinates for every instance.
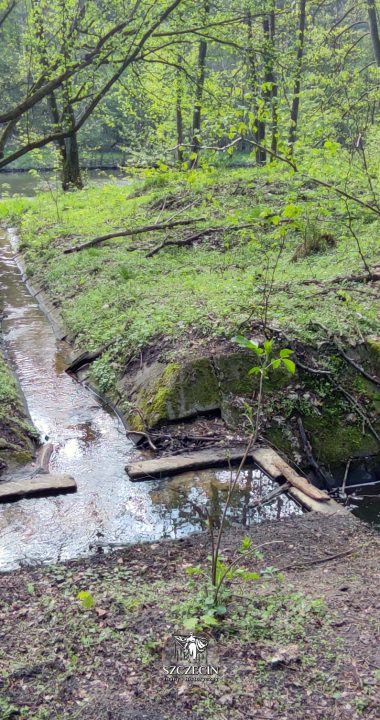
[0,229,301,571]
[149,468,301,536]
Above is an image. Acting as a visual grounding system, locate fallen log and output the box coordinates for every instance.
[286,487,344,515]
[126,446,252,481]
[0,474,77,502]
[66,340,114,374]
[63,218,205,254]
[127,444,328,501]
[251,448,330,501]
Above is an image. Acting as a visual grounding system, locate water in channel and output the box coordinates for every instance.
[0,226,301,572]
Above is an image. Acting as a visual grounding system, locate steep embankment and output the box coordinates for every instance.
[0,344,36,474]
[0,165,379,478]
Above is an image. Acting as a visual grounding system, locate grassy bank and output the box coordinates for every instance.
[0,164,379,467]
[1,165,379,362]
[0,345,37,475]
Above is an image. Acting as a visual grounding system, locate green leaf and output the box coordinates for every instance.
[241,536,252,551]
[214,604,227,615]
[186,565,203,576]
[183,617,198,630]
[248,366,261,375]
[77,590,95,609]
[263,339,273,355]
[201,614,219,626]
[271,359,281,369]
[241,571,260,581]
[282,358,296,374]
[282,204,301,219]
[233,335,260,353]
[279,348,294,358]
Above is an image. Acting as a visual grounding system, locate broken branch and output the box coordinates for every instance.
[63,217,206,254]
[146,222,257,257]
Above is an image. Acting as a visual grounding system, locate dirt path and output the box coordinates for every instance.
[1,512,379,719]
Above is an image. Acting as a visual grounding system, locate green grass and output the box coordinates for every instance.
[0,164,379,390]
[0,350,36,467]
[0,351,21,404]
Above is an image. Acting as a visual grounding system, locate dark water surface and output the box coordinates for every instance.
[0,225,301,571]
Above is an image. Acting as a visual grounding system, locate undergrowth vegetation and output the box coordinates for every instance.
[0,160,379,386]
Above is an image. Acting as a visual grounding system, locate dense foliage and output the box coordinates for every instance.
[0,0,379,185]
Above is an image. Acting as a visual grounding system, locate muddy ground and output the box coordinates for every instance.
[1,511,379,719]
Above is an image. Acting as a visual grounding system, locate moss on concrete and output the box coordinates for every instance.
[303,414,379,465]
[125,358,221,430]
[123,350,297,431]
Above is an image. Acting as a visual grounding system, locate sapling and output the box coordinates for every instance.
[183,337,295,628]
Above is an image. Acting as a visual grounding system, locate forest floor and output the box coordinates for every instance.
[1,511,380,720]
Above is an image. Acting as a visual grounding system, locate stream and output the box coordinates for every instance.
[0,213,301,572]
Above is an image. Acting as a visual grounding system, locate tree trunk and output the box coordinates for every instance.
[62,131,82,191]
[367,0,380,66]
[288,0,307,155]
[263,7,278,161]
[62,97,83,191]
[269,8,278,157]
[176,53,184,165]
[190,2,209,165]
[48,91,67,167]
[246,9,265,164]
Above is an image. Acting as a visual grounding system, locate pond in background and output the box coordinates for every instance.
[0,168,126,198]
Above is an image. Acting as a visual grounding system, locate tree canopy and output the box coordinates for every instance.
[0,0,379,188]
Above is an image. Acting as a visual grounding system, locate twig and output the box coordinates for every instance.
[126,430,158,452]
[311,322,380,387]
[297,416,331,486]
[341,458,352,498]
[295,359,332,376]
[146,222,257,258]
[249,482,290,508]
[337,385,380,444]
[278,271,380,292]
[335,344,380,387]
[63,217,206,254]
[278,548,355,572]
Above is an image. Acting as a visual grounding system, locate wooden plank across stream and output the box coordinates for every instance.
[0,474,77,502]
[126,446,250,481]
[126,445,344,515]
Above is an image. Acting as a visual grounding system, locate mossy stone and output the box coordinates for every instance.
[303,414,379,465]
[126,357,221,429]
